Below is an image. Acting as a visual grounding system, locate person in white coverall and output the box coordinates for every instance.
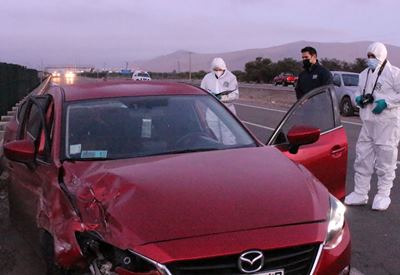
[345,42,400,211]
[201,57,239,114]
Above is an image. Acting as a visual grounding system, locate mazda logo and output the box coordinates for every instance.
[238,250,264,273]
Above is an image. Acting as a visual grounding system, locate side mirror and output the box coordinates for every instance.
[287,126,320,154]
[3,139,35,163]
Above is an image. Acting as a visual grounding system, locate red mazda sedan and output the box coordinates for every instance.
[2,80,350,274]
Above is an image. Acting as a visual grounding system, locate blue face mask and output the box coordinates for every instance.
[367,58,379,70]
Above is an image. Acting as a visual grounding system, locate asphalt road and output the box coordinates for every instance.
[235,101,400,275]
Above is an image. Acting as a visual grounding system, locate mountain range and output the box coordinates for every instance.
[134,41,400,72]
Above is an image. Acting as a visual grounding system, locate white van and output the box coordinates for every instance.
[132,71,152,81]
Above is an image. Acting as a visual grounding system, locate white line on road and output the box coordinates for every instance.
[341,120,363,126]
[242,120,275,131]
[235,102,363,126]
[350,267,365,275]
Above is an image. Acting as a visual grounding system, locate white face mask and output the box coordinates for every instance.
[214,70,224,78]
[367,58,379,70]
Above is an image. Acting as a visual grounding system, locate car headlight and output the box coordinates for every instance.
[324,195,346,249]
[76,231,170,274]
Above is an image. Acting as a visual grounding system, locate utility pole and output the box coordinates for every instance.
[188,52,192,81]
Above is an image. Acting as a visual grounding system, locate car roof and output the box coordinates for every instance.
[57,80,207,102]
[331,71,359,75]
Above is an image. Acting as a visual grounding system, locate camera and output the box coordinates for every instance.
[359,94,374,108]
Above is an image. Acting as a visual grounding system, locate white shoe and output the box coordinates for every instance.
[344,192,368,205]
[372,194,391,211]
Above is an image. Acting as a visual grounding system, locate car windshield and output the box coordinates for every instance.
[64,95,257,160]
[138,73,150,77]
[342,74,359,86]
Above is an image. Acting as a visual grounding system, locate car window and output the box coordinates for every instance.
[333,74,341,87]
[138,73,150,77]
[271,89,335,145]
[342,74,359,86]
[26,103,42,139]
[17,101,28,123]
[21,96,53,161]
[64,95,256,160]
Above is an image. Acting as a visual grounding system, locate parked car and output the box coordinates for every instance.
[272,73,298,86]
[2,81,350,275]
[132,70,152,81]
[332,71,360,116]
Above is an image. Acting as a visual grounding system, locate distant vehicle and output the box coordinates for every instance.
[273,73,298,86]
[51,71,61,77]
[132,70,152,81]
[65,71,76,78]
[332,71,360,116]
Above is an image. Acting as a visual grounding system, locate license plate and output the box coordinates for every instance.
[256,270,284,275]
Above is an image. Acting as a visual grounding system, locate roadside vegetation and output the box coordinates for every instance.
[80,57,367,84]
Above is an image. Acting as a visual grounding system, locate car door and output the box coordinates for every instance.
[6,95,55,249]
[267,85,348,199]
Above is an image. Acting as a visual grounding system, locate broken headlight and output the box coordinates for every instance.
[76,231,169,274]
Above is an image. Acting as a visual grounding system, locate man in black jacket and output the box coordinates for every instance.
[295,46,332,100]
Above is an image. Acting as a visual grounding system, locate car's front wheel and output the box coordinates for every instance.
[40,231,73,275]
[340,97,354,116]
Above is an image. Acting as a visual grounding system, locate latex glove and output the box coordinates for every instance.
[355,95,363,107]
[372,99,387,114]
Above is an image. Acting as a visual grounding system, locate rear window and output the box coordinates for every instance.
[342,74,359,86]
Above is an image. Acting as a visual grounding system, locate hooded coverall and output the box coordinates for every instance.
[345,42,400,210]
[201,58,239,114]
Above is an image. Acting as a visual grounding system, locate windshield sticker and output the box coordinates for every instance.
[141,118,152,138]
[70,144,82,155]
[81,150,108,159]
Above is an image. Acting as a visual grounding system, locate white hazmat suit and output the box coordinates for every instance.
[201,58,239,114]
[345,42,400,210]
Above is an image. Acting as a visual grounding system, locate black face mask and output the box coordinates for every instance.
[303,59,312,69]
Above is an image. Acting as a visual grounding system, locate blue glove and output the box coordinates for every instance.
[372,99,387,114]
[355,95,363,107]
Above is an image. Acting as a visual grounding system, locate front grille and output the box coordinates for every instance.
[166,244,320,275]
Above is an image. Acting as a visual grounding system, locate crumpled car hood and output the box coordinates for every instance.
[62,146,329,248]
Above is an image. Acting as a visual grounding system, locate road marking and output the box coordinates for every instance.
[235,102,363,126]
[235,103,287,113]
[242,120,275,131]
[350,267,365,275]
[341,120,362,126]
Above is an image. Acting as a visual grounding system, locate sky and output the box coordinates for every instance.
[1,0,399,69]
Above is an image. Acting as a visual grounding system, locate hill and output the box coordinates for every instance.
[134,41,400,72]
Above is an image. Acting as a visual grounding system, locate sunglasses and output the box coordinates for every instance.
[367,54,376,58]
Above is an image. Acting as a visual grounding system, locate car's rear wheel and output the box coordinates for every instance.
[340,97,354,116]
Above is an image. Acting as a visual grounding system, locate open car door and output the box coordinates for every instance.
[267,85,348,199]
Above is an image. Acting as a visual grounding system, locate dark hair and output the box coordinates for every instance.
[301,46,317,56]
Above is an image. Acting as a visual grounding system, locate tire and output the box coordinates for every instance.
[283,82,288,87]
[274,82,278,86]
[340,97,354,116]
